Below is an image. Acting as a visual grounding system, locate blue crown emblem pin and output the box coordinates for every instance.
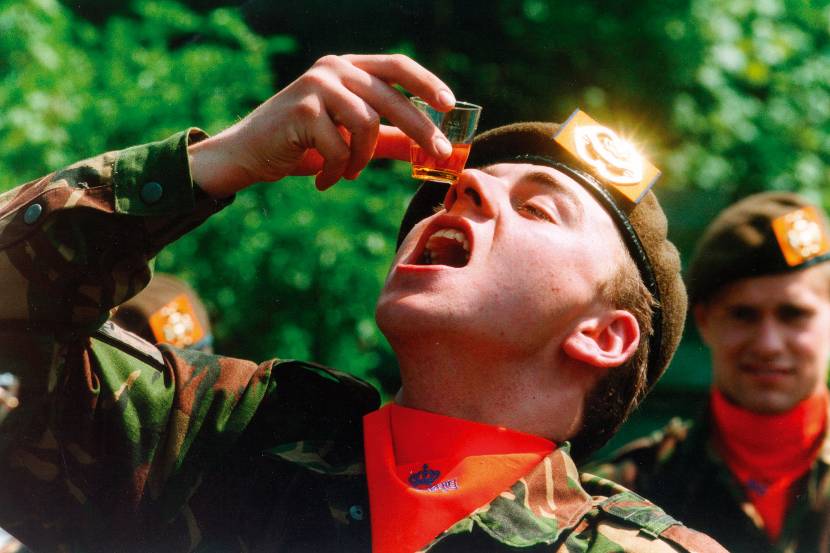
[408,464,441,489]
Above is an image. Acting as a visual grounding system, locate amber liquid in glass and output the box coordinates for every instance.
[410,143,472,184]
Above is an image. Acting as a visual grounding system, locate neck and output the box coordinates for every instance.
[712,388,828,471]
[390,330,589,443]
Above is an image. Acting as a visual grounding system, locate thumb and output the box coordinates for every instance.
[373,125,412,161]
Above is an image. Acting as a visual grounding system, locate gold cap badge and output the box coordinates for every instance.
[148,293,206,348]
[553,109,660,204]
[771,206,830,267]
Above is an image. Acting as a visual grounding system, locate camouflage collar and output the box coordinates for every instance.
[428,444,594,548]
[268,438,595,547]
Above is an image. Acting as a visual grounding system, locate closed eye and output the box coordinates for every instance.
[516,202,554,222]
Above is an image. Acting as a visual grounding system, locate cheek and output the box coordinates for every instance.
[791,329,829,364]
[500,230,609,281]
[398,221,426,252]
[707,326,750,356]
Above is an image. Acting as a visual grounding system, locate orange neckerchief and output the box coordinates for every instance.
[363,403,554,553]
[711,387,828,541]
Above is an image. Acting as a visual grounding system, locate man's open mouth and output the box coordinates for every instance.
[416,227,471,267]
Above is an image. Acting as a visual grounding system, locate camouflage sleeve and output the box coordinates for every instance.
[0,128,226,332]
[0,131,277,552]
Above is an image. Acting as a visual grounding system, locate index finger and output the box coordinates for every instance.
[343,54,456,112]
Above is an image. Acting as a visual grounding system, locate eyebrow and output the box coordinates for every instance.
[511,169,584,224]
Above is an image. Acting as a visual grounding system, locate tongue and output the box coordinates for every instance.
[426,236,469,267]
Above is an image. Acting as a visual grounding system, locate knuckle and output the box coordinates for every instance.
[291,97,320,120]
[355,111,381,132]
[387,53,411,71]
[297,70,328,90]
[315,54,342,69]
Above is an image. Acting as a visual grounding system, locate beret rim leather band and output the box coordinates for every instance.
[693,251,830,305]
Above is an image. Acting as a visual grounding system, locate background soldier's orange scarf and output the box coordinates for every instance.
[363,403,554,553]
[712,387,827,541]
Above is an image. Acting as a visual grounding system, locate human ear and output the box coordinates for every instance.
[692,303,713,347]
[562,310,640,368]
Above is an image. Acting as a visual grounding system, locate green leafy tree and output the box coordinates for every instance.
[665,0,830,205]
[0,0,293,183]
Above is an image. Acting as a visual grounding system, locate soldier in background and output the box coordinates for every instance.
[111,272,214,353]
[589,192,830,553]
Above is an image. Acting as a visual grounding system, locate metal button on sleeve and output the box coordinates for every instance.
[348,504,364,521]
[23,203,42,224]
[140,181,163,205]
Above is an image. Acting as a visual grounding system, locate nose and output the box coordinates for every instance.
[752,317,786,357]
[442,169,498,219]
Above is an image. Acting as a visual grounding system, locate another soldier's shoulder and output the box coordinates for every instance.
[585,417,694,483]
[582,476,726,552]
[611,417,693,460]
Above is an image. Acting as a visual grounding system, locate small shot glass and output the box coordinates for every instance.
[409,97,482,184]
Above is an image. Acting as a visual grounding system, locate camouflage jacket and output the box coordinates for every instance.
[0,130,726,552]
[588,403,830,553]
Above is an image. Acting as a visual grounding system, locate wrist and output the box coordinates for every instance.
[188,130,254,198]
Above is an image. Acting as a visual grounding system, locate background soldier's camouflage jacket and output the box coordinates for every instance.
[588,404,830,553]
[0,130,726,553]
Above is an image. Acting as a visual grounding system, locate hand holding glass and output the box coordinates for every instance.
[410,97,482,184]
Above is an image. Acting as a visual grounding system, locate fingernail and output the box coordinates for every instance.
[435,136,453,158]
[438,89,456,108]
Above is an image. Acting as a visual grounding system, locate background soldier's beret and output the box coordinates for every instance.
[687,191,830,306]
[396,121,686,394]
[111,272,214,352]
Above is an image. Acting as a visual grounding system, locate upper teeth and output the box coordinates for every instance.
[426,228,470,252]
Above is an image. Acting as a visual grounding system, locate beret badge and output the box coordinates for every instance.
[553,109,661,205]
[771,206,830,267]
[573,125,643,186]
[148,293,206,348]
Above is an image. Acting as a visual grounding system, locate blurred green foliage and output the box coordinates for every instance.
[2,0,830,403]
[154,167,413,392]
[0,0,292,183]
[666,0,830,204]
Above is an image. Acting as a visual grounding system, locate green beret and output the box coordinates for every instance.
[110,273,213,352]
[396,121,686,394]
[687,191,830,305]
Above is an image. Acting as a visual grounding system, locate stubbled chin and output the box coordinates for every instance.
[744,393,801,414]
